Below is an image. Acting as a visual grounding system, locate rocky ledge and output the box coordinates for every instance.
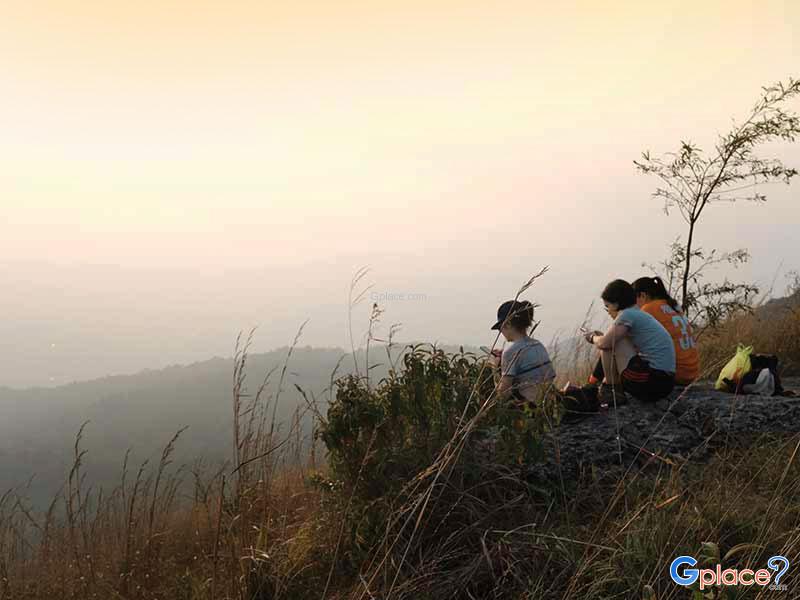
[536,378,800,478]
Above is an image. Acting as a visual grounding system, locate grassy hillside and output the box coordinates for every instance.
[0,346,347,506]
[2,297,800,598]
[0,343,480,508]
[0,340,798,599]
[700,288,800,376]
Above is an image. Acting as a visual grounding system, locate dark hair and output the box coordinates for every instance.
[632,276,680,312]
[509,300,534,331]
[601,279,636,310]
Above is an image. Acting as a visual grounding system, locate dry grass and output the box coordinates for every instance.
[0,330,330,600]
[4,426,799,599]
[699,295,800,378]
[2,295,800,599]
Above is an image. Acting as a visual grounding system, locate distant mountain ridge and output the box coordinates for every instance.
[757,288,800,317]
[0,346,346,507]
[0,343,479,507]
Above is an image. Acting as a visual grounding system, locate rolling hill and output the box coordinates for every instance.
[0,343,481,507]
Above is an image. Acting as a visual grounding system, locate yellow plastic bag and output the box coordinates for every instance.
[715,344,753,390]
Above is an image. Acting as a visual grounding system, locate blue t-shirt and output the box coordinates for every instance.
[615,307,676,374]
[501,336,556,390]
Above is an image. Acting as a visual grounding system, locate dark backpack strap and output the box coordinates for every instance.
[515,359,552,376]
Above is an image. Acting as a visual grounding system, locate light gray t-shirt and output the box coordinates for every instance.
[501,336,556,397]
[615,307,676,374]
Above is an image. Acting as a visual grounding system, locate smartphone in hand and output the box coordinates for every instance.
[580,326,598,343]
[480,345,502,359]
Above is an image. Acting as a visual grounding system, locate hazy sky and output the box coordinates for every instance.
[2,1,799,387]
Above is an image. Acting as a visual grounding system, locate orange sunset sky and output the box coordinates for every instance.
[1,1,798,387]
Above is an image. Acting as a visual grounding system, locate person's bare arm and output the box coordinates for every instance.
[487,351,514,399]
[496,375,513,397]
[592,322,630,350]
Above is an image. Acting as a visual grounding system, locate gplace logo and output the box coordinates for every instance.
[670,555,789,592]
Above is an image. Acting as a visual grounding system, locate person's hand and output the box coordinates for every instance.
[585,330,602,344]
[487,349,501,368]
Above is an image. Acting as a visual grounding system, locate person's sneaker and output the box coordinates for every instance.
[598,383,627,408]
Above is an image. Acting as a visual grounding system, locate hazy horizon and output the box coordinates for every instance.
[3,1,799,388]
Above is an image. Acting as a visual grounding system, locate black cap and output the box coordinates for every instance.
[491,300,533,331]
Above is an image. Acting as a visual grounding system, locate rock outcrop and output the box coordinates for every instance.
[537,378,800,478]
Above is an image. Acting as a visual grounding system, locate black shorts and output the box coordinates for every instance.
[621,355,675,402]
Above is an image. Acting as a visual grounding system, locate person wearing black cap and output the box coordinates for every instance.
[488,299,556,405]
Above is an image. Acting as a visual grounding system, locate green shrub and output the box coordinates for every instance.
[316,344,556,589]
[319,344,552,496]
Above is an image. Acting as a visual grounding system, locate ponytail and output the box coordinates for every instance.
[633,276,681,313]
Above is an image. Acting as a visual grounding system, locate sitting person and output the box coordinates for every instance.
[488,299,556,406]
[632,276,700,385]
[586,279,676,402]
